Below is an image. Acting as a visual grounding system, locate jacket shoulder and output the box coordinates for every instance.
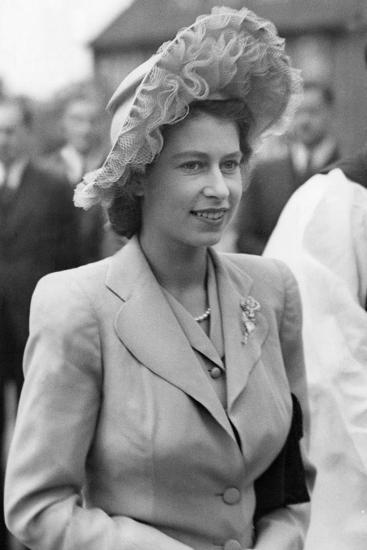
[220,252,298,312]
[221,252,285,283]
[34,258,111,308]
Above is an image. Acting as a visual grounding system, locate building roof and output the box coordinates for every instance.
[91,0,367,52]
[90,0,247,51]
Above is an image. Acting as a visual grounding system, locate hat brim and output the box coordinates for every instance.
[74,6,302,209]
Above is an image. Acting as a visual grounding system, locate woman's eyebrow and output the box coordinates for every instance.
[171,150,243,161]
[222,151,244,160]
[170,151,208,161]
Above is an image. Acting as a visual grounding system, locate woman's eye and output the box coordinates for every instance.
[221,159,240,173]
[180,161,203,172]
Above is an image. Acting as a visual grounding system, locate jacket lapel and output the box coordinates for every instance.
[211,250,269,412]
[105,237,236,440]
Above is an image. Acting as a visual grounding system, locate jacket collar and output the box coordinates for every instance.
[106,237,268,439]
[209,249,269,412]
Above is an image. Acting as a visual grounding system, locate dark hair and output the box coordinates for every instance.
[303,81,335,106]
[0,96,33,128]
[163,98,253,160]
[107,98,254,238]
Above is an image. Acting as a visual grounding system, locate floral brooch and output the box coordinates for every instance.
[240,296,261,344]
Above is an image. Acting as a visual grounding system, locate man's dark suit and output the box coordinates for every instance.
[0,161,79,371]
[236,145,340,255]
[0,161,79,549]
[41,149,106,264]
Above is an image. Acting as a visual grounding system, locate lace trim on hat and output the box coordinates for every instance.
[74,6,302,209]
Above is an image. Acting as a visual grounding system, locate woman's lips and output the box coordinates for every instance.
[191,208,228,221]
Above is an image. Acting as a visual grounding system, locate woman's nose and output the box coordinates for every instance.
[203,167,230,199]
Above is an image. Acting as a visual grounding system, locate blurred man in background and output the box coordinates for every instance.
[235,81,340,254]
[42,94,109,263]
[0,96,78,550]
[52,94,105,183]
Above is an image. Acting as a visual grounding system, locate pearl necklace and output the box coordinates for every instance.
[194,307,211,323]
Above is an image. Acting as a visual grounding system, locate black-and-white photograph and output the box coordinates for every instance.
[1,2,367,550]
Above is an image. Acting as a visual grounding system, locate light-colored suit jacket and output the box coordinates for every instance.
[5,236,311,550]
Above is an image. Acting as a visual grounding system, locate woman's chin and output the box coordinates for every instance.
[193,231,224,248]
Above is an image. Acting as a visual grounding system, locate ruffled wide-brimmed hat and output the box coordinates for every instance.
[74,5,302,209]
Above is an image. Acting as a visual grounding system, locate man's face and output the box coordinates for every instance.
[0,103,28,166]
[292,88,332,148]
[62,100,101,155]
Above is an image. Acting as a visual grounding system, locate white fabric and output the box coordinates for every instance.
[60,145,86,184]
[264,168,367,549]
[0,158,27,190]
[0,162,6,186]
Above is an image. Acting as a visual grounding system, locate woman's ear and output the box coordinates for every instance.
[130,174,146,197]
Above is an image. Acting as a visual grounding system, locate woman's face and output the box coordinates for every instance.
[139,112,244,252]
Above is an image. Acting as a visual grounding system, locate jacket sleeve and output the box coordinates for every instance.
[4,274,192,550]
[253,260,314,550]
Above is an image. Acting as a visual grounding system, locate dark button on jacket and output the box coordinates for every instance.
[209,366,222,379]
